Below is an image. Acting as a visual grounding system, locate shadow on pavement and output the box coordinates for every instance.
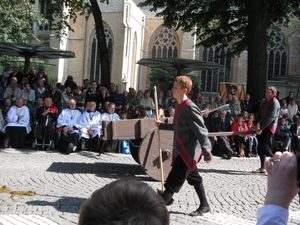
[169,210,188,216]
[0,148,44,154]
[197,168,256,175]
[26,196,86,214]
[46,162,155,181]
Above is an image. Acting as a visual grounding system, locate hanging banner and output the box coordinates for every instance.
[219,82,247,102]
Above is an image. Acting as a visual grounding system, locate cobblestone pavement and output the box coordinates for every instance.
[0,148,300,225]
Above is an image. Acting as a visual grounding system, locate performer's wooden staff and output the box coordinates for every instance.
[208,130,256,137]
[154,86,165,191]
[201,104,229,115]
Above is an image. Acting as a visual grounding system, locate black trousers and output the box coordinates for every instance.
[58,132,79,153]
[292,137,300,152]
[103,140,121,153]
[233,136,248,153]
[36,122,55,144]
[257,128,273,157]
[80,136,100,152]
[165,155,203,193]
[217,136,232,155]
[3,127,27,148]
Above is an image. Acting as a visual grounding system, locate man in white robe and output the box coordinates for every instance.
[78,101,102,151]
[2,97,31,148]
[57,98,82,154]
[101,102,120,152]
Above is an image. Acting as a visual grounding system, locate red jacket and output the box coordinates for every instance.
[231,121,248,144]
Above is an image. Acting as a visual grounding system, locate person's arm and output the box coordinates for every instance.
[150,98,155,110]
[15,88,21,99]
[187,105,212,161]
[276,126,284,137]
[231,121,238,144]
[7,107,17,122]
[91,113,102,131]
[257,205,289,225]
[56,110,67,128]
[236,103,241,114]
[260,100,280,130]
[29,89,35,102]
[49,111,58,121]
[18,107,30,125]
[35,107,44,120]
[257,151,299,224]
[290,125,298,138]
[3,88,10,99]
[287,127,292,137]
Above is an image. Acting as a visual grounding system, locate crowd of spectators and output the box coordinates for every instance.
[0,64,178,152]
[0,63,299,157]
[200,90,300,158]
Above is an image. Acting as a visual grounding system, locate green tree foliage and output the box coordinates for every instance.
[0,0,48,43]
[286,17,300,50]
[139,0,300,57]
[139,0,300,104]
[46,0,111,87]
[46,0,93,37]
[149,68,201,92]
[148,68,175,91]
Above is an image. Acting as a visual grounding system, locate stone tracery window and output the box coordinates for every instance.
[151,27,178,58]
[200,46,230,93]
[267,30,288,80]
[39,0,50,30]
[90,24,113,83]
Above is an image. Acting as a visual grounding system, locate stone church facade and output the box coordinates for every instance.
[34,0,300,97]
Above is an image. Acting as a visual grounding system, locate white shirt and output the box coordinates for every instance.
[78,111,102,139]
[57,108,82,134]
[288,104,298,118]
[257,205,290,225]
[101,112,120,121]
[2,105,31,133]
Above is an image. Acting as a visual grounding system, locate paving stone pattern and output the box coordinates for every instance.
[0,148,299,225]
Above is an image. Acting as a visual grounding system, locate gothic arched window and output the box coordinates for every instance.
[200,47,230,93]
[90,24,113,83]
[267,30,288,80]
[39,0,51,30]
[151,27,178,58]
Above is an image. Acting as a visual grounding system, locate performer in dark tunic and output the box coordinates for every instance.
[35,97,58,145]
[157,76,213,217]
[57,98,82,154]
[252,86,280,173]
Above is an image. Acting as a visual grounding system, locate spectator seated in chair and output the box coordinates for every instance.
[246,113,258,156]
[275,117,292,151]
[56,98,82,154]
[212,110,235,159]
[2,97,31,148]
[101,102,120,153]
[231,114,249,157]
[78,101,102,152]
[35,97,58,145]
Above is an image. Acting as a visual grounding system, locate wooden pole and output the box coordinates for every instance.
[154,86,165,190]
[201,104,229,115]
[207,130,256,137]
